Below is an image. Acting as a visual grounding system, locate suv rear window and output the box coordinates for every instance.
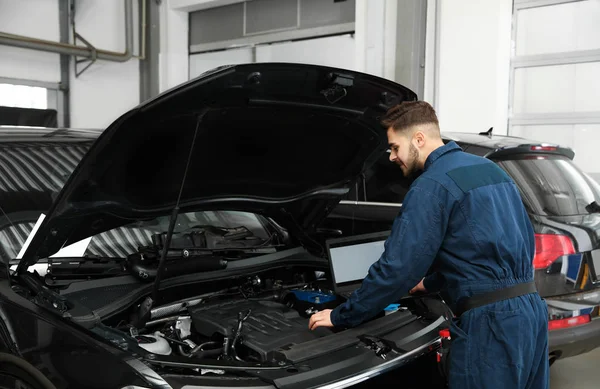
[496,155,600,216]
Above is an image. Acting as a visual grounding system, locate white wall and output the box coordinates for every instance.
[426,0,513,135]
[189,47,253,79]
[170,0,245,12]
[355,0,512,136]
[0,0,142,129]
[0,0,61,82]
[256,35,356,70]
[354,0,393,78]
[189,34,355,81]
[1,0,515,132]
[69,0,141,129]
[423,0,437,105]
[159,1,189,93]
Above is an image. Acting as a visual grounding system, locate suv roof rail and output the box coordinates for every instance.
[486,143,575,160]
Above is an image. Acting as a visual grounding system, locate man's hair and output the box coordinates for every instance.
[381,101,440,135]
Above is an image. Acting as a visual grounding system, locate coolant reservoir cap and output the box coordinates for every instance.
[136,332,172,355]
[383,303,401,315]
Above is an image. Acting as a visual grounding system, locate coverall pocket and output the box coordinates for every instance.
[478,308,523,369]
[447,314,474,387]
[450,317,468,338]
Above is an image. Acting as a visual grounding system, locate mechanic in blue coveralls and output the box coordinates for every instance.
[308,101,549,389]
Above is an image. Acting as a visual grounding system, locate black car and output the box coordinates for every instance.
[323,130,600,365]
[0,64,449,389]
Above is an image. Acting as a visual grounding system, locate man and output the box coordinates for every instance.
[308,101,549,388]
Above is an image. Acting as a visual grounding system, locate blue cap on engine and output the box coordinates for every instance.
[290,289,337,304]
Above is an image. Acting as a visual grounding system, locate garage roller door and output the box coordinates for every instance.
[509,0,600,182]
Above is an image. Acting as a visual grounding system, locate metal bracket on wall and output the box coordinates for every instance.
[70,0,98,78]
[73,32,98,78]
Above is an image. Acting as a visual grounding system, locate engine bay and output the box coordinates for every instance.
[12,228,450,379]
[14,259,450,371]
[124,272,349,365]
[11,255,451,384]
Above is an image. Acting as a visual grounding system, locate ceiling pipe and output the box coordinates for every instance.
[0,0,134,62]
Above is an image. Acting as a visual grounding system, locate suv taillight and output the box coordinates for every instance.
[533,234,575,269]
[549,314,591,331]
[531,145,557,152]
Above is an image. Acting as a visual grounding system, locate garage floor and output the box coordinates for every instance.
[551,348,600,388]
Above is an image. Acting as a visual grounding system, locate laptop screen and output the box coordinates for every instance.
[327,231,390,291]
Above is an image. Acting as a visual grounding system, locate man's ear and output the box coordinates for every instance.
[413,130,426,147]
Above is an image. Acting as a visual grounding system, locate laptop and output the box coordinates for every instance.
[326,230,391,298]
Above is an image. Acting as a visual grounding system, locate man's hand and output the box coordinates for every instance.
[308,309,334,330]
[409,278,427,294]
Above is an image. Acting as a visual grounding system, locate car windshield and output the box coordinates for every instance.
[1,210,278,263]
[497,155,600,217]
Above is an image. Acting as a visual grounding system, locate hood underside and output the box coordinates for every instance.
[19,63,416,266]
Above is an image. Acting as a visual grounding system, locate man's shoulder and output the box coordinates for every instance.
[417,152,499,199]
[430,149,495,176]
[435,152,515,196]
[409,171,455,202]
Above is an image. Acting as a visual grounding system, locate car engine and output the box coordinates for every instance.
[129,274,342,364]
[189,298,331,362]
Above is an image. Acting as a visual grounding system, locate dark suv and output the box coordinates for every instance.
[322,130,600,365]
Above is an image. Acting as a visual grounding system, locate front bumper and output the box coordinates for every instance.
[549,318,600,359]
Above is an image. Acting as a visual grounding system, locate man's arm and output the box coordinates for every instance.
[329,180,452,328]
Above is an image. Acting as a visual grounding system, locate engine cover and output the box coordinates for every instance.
[189,299,329,362]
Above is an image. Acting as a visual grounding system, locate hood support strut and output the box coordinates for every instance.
[152,112,204,301]
[133,112,204,328]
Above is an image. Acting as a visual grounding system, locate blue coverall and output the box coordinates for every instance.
[330,141,549,389]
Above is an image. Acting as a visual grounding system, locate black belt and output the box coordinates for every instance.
[455,281,537,317]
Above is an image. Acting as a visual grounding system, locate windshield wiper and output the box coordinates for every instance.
[586,201,600,214]
[173,246,279,256]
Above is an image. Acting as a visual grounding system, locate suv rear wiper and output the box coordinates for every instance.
[586,201,600,214]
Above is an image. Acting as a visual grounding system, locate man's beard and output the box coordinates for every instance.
[401,143,420,178]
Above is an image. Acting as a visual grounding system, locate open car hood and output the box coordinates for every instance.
[18,63,416,267]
